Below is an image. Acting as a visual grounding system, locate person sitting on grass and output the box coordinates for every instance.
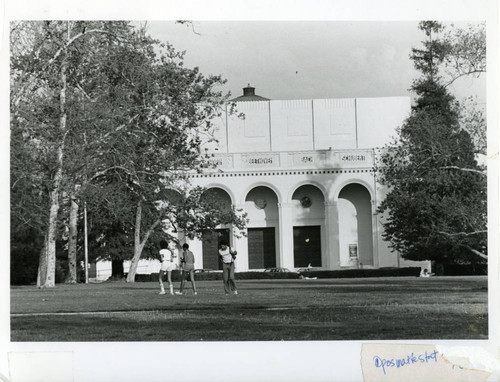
[218,240,238,296]
[176,243,198,295]
[420,268,433,278]
[158,239,178,295]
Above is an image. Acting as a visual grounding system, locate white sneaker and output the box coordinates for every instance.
[233,291,238,295]
[175,291,183,295]
[194,292,198,295]
[159,291,166,295]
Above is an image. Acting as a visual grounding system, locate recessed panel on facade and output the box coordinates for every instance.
[313,98,357,150]
[331,150,373,169]
[206,154,233,169]
[288,152,326,167]
[270,100,313,151]
[200,114,228,153]
[241,153,280,168]
[227,101,270,152]
[356,96,411,149]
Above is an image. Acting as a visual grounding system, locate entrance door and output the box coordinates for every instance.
[202,228,230,270]
[293,226,321,267]
[248,227,276,269]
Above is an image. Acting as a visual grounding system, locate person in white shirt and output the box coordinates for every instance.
[158,240,178,295]
[218,240,238,295]
[420,268,433,278]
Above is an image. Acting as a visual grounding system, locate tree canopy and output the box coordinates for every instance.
[11,21,247,286]
[376,21,487,267]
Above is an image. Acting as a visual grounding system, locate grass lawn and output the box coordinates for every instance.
[10,276,487,341]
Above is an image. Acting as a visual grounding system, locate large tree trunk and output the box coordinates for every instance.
[65,194,79,283]
[36,234,48,287]
[126,202,145,283]
[37,178,61,288]
[37,43,68,288]
[126,201,160,282]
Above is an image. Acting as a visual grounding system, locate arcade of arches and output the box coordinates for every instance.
[183,180,378,272]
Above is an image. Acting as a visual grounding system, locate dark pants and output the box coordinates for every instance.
[222,262,237,294]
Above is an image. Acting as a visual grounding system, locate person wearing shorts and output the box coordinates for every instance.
[176,243,197,295]
[159,240,178,295]
[218,240,238,295]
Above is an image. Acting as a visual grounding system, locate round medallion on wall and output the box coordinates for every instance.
[254,199,267,209]
[300,196,312,208]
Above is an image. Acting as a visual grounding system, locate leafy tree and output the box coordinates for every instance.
[376,21,487,269]
[11,21,247,285]
[442,22,486,86]
[82,177,247,281]
[11,21,141,287]
[443,22,486,162]
[78,31,246,282]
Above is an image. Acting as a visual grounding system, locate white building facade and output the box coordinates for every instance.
[179,86,428,272]
[93,86,430,280]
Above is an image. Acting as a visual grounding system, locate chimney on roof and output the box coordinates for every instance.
[243,84,255,97]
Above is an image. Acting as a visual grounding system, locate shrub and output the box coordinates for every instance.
[443,262,487,276]
[236,272,300,280]
[129,268,422,282]
[298,267,421,279]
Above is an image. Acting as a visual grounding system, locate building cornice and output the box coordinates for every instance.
[188,168,373,178]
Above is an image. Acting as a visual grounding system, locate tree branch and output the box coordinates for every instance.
[444,70,486,87]
[140,218,161,247]
[438,230,487,237]
[87,165,139,183]
[12,24,120,107]
[75,82,92,100]
[463,245,487,260]
[440,166,486,176]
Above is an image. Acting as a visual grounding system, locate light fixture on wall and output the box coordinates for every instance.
[254,199,267,209]
[300,196,312,208]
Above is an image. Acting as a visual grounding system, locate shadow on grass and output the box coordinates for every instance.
[11,277,488,341]
[11,304,488,341]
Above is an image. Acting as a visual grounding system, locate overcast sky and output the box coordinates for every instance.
[144,20,486,104]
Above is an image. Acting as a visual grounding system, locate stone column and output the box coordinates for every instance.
[189,237,204,270]
[233,229,249,272]
[233,204,249,272]
[371,199,380,268]
[325,201,340,270]
[278,202,294,269]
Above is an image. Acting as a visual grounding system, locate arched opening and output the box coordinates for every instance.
[291,185,325,268]
[200,187,233,270]
[338,183,373,267]
[244,186,279,269]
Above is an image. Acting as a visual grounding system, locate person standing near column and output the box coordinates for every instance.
[176,243,198,295]
[218,240,238,296]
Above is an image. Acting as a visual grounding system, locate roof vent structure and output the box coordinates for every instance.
[230,84,270,102]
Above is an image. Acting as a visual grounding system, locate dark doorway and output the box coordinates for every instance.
[293,226,321,267]
[202,228,230,270]
[88,263,97,278]
[248,227,276,269]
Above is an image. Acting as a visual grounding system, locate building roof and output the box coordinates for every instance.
[230,84,270,102]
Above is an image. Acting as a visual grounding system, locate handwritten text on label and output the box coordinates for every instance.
[373,350,439,375]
